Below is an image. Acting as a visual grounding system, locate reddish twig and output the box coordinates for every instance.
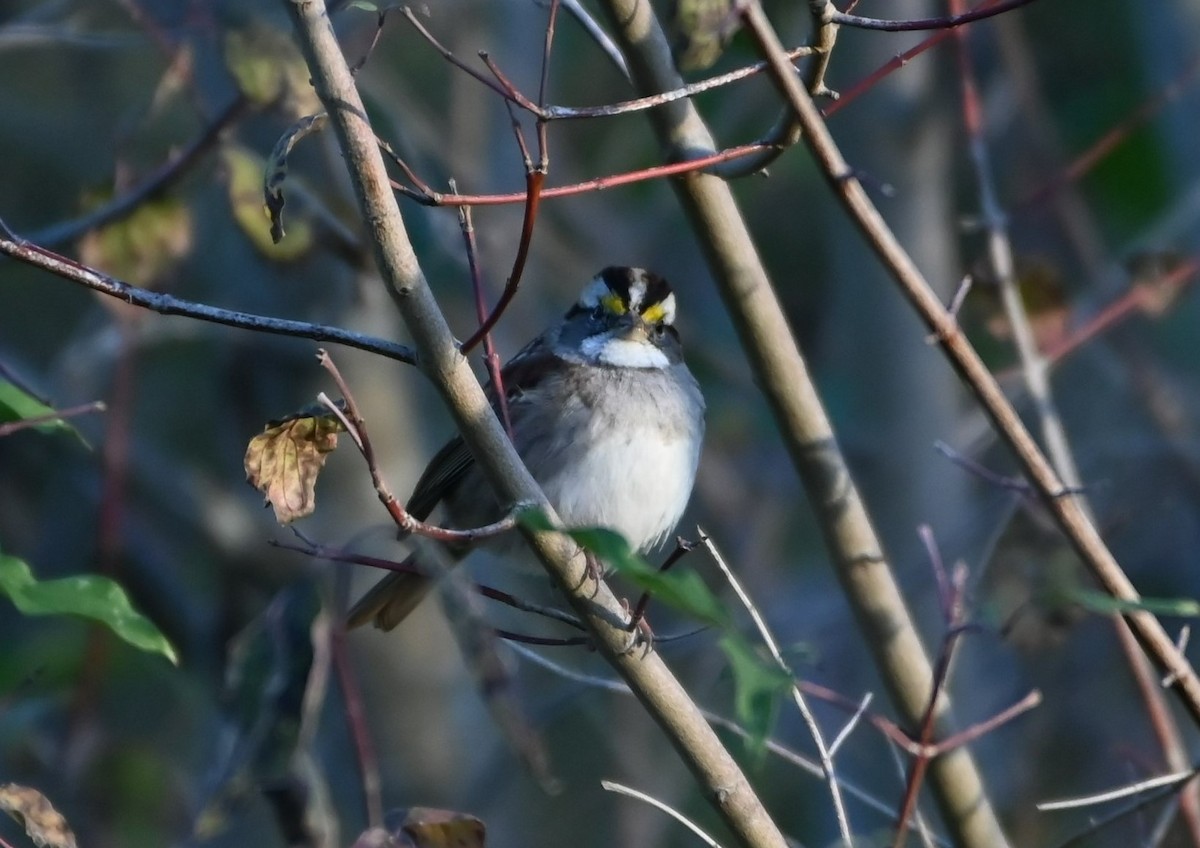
[891,533,972,848]
[0,400,107,438]
[453,180,514,437]
[1020,53,1200,209]
[458,170,545,353]
[393,141,772,207]
[402,8,518,104]
[315,351,518,543]
[404,5,811,122]
[329,616,383,828]
[1037,257,1200,366]
[480,51,543,114]
[825,0,1010,119]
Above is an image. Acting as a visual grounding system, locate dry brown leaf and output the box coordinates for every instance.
[245,409,345,524]
[0,783,78,848]
[398,807,486,848]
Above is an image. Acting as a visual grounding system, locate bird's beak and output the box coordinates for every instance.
[615,315,650,344]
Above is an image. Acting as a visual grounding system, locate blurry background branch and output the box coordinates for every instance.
[596,0,1009,845]
[736,0,1200,727]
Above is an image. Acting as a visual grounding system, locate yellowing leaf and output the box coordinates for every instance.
[223,145,312,261]
[670,0,738,72]
[399,807,486,848]
[223,25,321,117]
[245,409,345,524]
[77,196,192,287]
[0,783,78,848]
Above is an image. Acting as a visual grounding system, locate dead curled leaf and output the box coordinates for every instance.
[265,113,329,245]
[0,783,78,848]
[398,807,486,848]
[245,409,346,524]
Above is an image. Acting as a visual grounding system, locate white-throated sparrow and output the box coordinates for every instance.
[348,266,705,630]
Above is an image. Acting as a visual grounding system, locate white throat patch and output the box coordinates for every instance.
[580,335,669,368]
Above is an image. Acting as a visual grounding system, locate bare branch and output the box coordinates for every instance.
[0,231,417,364]
[737,0,1200,729]
[831,0,1041,32]
[28,96,249,247]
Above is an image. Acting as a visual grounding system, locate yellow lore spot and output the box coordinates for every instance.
[601,292,627,315]
[640,302,666,324]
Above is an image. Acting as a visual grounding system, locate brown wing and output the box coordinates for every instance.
[404,333,559,519]
[347,334,560,632]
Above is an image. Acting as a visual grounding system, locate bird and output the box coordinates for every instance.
[347,266,705,631]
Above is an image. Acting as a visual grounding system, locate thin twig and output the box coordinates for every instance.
[736,0,1200,729]
[512,644,952,846]
[601,781,723,848]
[560,0,630,79]
[831,0,1040,32]
[824,0,1011,120]
[0,232,417,363]
[274,538,587,631]
[458,169,544,353]
[453,179,513,437]
[0,400,107,437]
[393,142,772,207]
[28,96,249,247]
[699,529,854,847]
[330,613,384,828]
[933,441,1033,494]
[629,538,696,625]
[891,529,974,848]
[349,6,391,74]
[1039,768,1199,812]
[405,6,811,123]
[828,693,873,758]
[314,359,517,544]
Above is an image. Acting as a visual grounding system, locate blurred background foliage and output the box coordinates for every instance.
[3,0,1200,846]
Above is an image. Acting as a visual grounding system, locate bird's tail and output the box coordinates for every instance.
[346,553,435,631]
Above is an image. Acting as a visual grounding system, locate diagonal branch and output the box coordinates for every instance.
[737,0,1200,727]
[281,3,789,846]
[596,0,1010,844]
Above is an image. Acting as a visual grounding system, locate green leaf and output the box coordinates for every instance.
[348,0,379,9]
[517,509,729,627]
[517,508,788,755]
[1068,588,1200,618]
[0,380,75,436]
[0,552,178,665]
[719,633,791,757]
